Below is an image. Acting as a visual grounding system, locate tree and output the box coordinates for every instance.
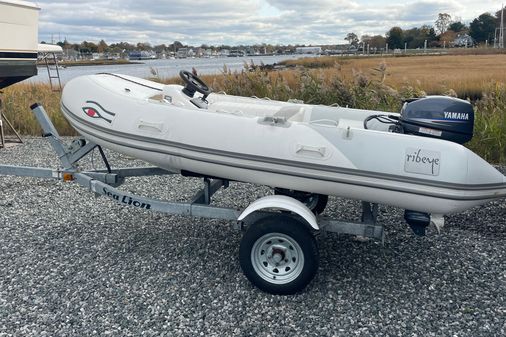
[439,30,457,46]
[109,42,136,52]
[168,41,184,52]
[345,32,359,47]
[361,34,386,52]
[449,21,467,33]
[79,41,98,54]
[136,42,152,51]
[470,13,497,44]
[153,44,167,53]
[369,35,386,49]
[97,39,108,53]
[435,13,452,35]
[386,27,404,49]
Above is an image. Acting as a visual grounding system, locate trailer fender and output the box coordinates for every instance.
[237,195,319,230]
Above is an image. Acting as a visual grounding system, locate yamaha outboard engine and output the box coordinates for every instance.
[399,96,474,144]
[399,96,474,235]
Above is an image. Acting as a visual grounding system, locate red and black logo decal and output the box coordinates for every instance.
[82,101,115,123]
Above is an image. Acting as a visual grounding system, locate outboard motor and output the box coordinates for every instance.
[399,96,474,235]
[399,96,474,144]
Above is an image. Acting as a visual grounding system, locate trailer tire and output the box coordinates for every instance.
[239,215,319,295]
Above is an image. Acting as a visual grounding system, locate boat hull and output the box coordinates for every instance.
[60,74,506,215]
[0,0,39,89]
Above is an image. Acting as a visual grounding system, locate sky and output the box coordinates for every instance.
[34,0,501,46]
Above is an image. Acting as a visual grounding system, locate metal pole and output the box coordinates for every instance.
[1,112,22,143]
[0,93,4,148]
[0,93,22,148]
[500,4,505,48]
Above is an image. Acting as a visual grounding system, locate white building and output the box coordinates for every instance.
[295,46,322,54]
[453,34,474,47]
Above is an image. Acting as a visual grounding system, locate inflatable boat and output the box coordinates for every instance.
[60,71,506,219]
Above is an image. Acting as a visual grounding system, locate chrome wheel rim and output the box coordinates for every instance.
[251,232,304,285]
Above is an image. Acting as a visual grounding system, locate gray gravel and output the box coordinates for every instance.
[0,138,505,337]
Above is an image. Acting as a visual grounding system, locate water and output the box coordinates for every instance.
[30,54,305,84]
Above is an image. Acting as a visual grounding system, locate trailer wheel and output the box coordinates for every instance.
[239,215,319,295]
[274,188,328,215]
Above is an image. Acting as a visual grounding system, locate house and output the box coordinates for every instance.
[453,34,474,47]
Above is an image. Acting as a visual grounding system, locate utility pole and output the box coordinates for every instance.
[500,4,505,48]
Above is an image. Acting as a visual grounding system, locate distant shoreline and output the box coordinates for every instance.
[37,59,143,67]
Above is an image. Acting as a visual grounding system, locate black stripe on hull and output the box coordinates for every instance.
[0,51,38,59]
[0,62,37,89]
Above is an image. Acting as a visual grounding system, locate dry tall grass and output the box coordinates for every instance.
[281,54,506,99]
[1,57,505,163]
[2,83,75,136]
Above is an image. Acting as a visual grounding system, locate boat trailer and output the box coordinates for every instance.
[0,104,385,294]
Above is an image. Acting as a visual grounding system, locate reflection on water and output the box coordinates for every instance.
[30,55,304,84]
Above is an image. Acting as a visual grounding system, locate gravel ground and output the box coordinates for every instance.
[0,138,505,337]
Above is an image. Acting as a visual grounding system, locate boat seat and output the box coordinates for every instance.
[209,101,305,121]
[273,106,305,122]
[209,101,279,117]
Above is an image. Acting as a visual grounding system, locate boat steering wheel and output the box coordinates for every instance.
[179,70,212,99]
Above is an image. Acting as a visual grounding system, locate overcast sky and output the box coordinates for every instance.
[35,0,501,46]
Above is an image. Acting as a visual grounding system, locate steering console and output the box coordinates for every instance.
[179,70,212,100]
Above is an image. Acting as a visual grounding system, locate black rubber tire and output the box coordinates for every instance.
[274,189,329,215]
[309,194,328,215]
[239,215,319,295]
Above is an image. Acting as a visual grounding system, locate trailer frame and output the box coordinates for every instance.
[0,104,385,294]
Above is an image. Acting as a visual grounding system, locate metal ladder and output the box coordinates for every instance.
[40,52,62,92]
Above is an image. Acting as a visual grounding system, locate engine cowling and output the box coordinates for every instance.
[399,96,474,144]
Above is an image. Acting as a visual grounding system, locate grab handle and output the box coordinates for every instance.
[296,144,326,157]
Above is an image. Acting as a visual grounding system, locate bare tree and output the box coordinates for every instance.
[435,13,452,35]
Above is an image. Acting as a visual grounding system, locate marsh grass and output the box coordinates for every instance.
[2,83,75,136]
[280,54,506,100]
[2,58,505,163]
[468,83,506,163]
